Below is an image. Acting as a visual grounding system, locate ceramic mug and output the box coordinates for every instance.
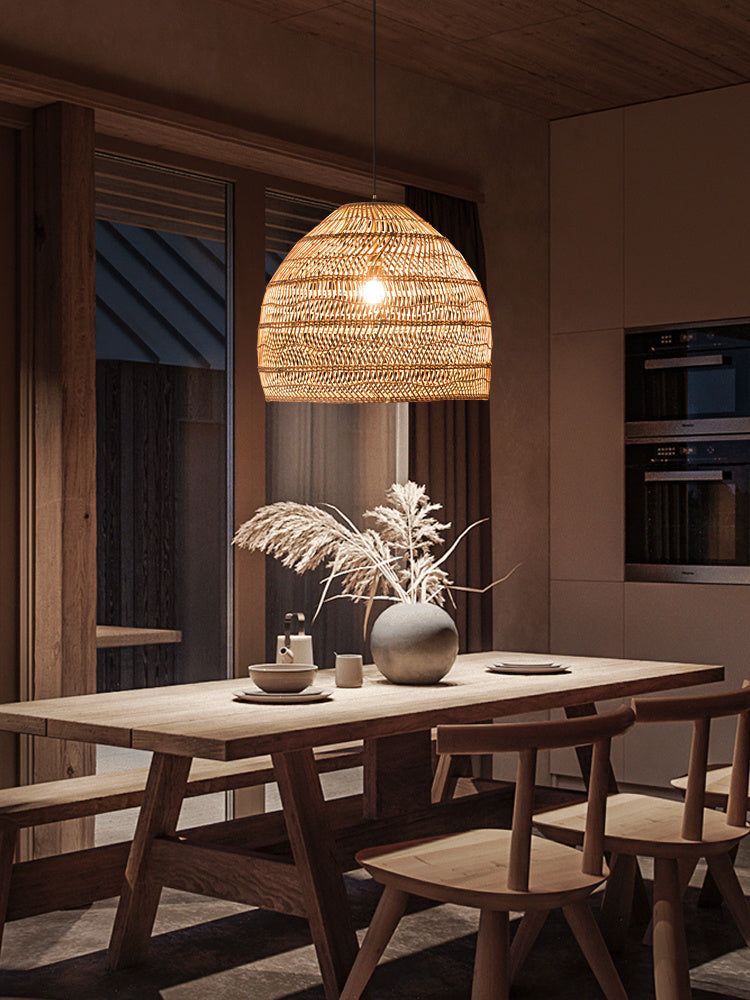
[335,653,363,688]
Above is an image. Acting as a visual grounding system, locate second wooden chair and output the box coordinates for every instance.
[340,705,635,1000]
[533,685,750,1000]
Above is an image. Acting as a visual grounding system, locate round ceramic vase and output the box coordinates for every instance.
[370,602,459,685]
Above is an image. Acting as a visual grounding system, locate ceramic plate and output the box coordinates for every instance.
[487,662,570,676]
[232,688,333,704]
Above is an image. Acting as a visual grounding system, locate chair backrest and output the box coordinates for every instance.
[436,705,635,892]
[632,682,750,838]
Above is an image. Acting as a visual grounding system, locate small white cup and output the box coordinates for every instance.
[335,653,363,688]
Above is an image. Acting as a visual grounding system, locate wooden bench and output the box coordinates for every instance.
[0,742,363,952]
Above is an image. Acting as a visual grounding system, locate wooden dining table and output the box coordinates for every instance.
[0,651,723,999]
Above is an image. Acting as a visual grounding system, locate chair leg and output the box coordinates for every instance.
[509,909,548,980]
[652,856,691,1000]
[563,900,628,1000]
[706,850,750,946]
[601,853,638,951]
[632,859,653,926]
[472,909,509,1000]
[643,857,698,947]
[339,886,409,1000]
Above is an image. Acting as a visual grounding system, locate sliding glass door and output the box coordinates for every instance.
[95,154,232,693]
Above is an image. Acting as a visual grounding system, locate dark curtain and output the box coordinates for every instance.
[405,187,494,652]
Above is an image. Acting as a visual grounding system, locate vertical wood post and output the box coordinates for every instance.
[32,102,97,856]
[0,126,19,791]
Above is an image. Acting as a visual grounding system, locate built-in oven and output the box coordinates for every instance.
[625,436,750,583]
[626,320,750,437]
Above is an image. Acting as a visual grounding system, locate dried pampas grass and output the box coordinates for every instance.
[233,481,509,629]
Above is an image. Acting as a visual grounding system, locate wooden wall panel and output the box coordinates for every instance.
[32,102,97,855]
[0,126,18,788]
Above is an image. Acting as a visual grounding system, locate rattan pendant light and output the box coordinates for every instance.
[257,4,492,403]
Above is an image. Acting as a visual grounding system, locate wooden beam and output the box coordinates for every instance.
[363,731,433,819]
[7,841,130,920]
[32,101,97,857]
[147,839,307,916]
[0,62,482,202]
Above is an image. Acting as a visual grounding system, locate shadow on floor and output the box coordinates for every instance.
[1,867,749,999]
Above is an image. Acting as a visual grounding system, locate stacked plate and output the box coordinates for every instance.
[487,658,570,676]
[233,687,333,704]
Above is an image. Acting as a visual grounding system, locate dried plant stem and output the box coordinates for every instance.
[233,481,513,623]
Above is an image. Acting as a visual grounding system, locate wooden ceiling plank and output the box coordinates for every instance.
[279,1,597,116]
[583,0,750,76]
[212,0,338,21]
[465,10,743,107]
[346,0,591,42]
[223,0,750,118]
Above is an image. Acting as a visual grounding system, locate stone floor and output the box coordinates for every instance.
[1,827,749,999]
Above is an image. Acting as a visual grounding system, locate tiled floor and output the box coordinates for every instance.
[1,814,749,999]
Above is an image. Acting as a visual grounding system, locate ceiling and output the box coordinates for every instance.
[222,0,750,118]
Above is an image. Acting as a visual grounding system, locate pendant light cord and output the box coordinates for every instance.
[372,0,377,201]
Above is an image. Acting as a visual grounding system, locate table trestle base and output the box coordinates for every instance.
[147,837,307,916]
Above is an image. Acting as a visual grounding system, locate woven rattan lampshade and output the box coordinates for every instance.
[258,200,492,402]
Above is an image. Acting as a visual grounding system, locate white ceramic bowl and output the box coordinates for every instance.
[248,663,318,693]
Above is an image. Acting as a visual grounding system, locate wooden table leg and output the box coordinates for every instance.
[363,731,433,819]
[432,752,470,802]
[106,752,191,970]
[273,747,364,1000]
[565,703,619,794]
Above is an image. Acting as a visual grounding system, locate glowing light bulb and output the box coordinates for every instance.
[362,277,387,306]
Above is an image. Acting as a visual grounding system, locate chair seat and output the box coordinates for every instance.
[535,792,749,860]
[671,765,740,810]
[356,828,608,911]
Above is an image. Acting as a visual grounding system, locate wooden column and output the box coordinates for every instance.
[32,102,97,857]
[0,127,19,790]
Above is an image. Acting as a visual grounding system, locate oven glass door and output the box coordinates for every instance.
[626,323,750,433]
[626,439,750,582]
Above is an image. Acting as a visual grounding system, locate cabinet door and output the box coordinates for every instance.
[624,87,750,326]
[550,110,623,334]
[551,330,624,582]
[622,582,750,788]
[550,580,625,779]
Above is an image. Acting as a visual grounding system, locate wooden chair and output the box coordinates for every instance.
[671,681,750,815]
[533,685,750,1000]
[670,686,749,910]
[340,705,635,1000]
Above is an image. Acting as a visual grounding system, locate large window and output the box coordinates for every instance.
[95,155,232,692]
